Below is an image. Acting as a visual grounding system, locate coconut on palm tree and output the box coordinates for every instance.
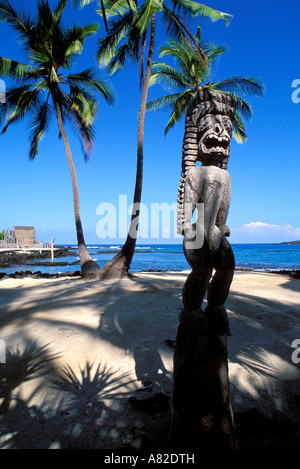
[0,0,114,276]
[147,28,264,141]
[75,0,232,278]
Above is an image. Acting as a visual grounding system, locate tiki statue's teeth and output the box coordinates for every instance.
[202,133,230,153]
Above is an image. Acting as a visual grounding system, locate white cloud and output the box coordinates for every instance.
[231,221,300,243]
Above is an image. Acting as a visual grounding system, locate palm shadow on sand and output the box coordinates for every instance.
[0,272,299,449]
[0,341,137,449]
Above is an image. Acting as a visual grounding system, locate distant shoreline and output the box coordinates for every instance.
[0,244,299,278]
[0,247,71,268]
[0,267,299,281]
[278,240,300,245]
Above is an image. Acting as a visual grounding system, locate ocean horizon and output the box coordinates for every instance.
[1,242,299,276]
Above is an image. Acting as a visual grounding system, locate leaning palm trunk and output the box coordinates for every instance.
[53,96,101,277]
[99,14,156,279]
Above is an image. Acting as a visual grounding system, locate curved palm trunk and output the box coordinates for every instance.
[99,14,156,279]
[52,95,101,277]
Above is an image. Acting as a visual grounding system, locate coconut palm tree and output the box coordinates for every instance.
[0,0,114,276]
[147,28,264,141]
[74,0,232,278]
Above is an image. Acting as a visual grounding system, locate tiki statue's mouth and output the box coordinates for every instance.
[201,133,230,156]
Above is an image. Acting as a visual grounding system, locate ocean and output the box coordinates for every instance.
[1,243,300,275]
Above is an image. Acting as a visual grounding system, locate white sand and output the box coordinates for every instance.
[0,271,299,449]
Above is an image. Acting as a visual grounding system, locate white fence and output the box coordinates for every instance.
[0,242,44,250]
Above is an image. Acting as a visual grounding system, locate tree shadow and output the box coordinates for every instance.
[273,272,300,292]
[0,341,144,449]
[0,340,59,413]
[0,273,299,449]
[224,285,300,449]
[92,274,181,386]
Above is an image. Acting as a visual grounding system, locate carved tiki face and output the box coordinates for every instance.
[177,91,234,234]
[182,90,234,171]
[198,113,233,167]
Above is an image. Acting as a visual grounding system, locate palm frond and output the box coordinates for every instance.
[64,23,99,58]
[215,91,253,121]
[97,14,140,72]
[147,91,186,112]
[0,84,28,125]
[68,102,96,161]
[57,84,98,159]
[147,89,192,135]
[204,43,227,62]
[97,0,133,19]
[157,38,208,82]
[161,5,207,62]
[163,89,192,135]
[37,0,53,28]
[71,0,96,7]
[1,87,41,134]
[232,111,247,143]
[0,0,36,46]
[67,68,115,105]
[150,62,191,90]
[28,97,53,159]
[97,14,141,73]
[171,0,232,25]
[210,76,265,98]
[126,0,138,15]
[0,56,40,83]
[52,0,67,23]
[135,0,162,33]
[158,40,191,65]
[148,26,264,141]
[70,92,96,125]
[96,10,134,67]
[106,40,132,74]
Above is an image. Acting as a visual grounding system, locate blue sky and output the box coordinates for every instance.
[0,0,300,245]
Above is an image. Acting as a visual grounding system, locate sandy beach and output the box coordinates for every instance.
[0,270,299,450]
